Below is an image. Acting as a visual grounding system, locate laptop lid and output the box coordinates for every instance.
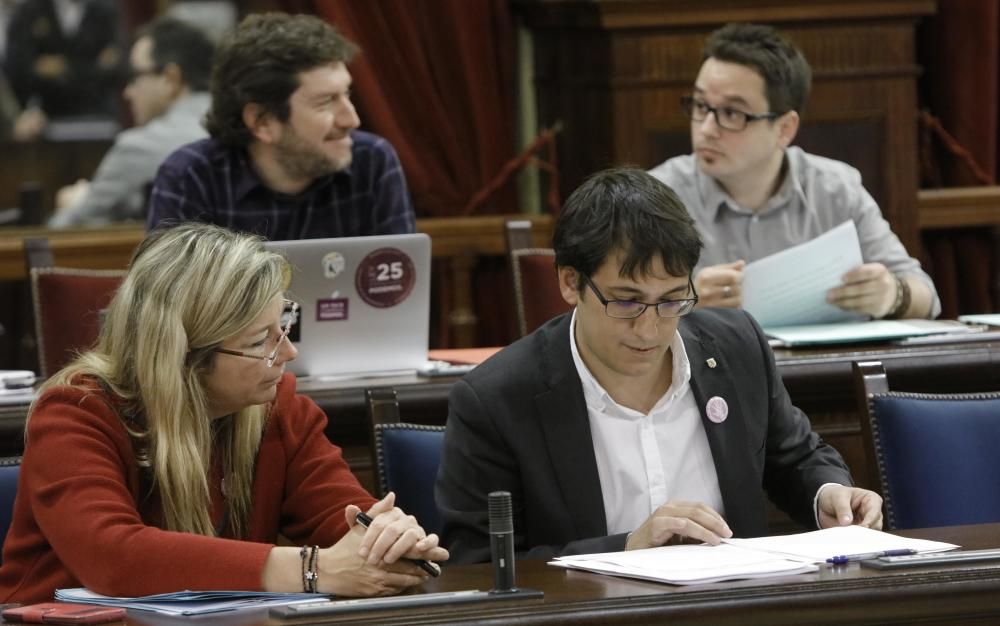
[264,234,431,378]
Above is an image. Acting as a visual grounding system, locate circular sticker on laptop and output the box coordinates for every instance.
[355,247,416,308]
[322,252,345,279]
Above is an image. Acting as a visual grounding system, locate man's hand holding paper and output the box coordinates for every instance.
[729,220,867,327]
[827,262,898,319]
[693,260,745,308]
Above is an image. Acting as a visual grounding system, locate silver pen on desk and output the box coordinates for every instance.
[287,590,481,611]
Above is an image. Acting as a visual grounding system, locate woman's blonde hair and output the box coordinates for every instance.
[32,222,290,537]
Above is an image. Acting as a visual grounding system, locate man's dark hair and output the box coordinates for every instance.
[703,23,811,115]
[553,167,702,288]
[140,17,215,92]
[204,12,359,148]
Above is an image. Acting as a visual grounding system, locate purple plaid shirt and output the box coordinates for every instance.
[147,130,416,239]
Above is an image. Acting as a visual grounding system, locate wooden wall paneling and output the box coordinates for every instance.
[515,0,935,254]
[0,215,556,370]
[0,140,111,213]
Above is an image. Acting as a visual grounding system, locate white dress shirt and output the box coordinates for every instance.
[569,310,724,535]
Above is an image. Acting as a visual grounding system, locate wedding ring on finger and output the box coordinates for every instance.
[723,285,732,297]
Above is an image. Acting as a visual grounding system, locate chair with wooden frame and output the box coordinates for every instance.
[505,220,571,337]
[366,388,446,535]
[853,360,1000,530]
[0,456,22,562]
[26,237,126,378]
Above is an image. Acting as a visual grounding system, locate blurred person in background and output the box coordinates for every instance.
[4,0,124,137]
[49,17,213,227]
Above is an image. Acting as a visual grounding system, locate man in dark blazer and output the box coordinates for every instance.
[436,167,883,564]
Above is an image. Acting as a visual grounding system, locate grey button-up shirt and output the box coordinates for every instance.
[49,92,212,227]
[649,146,940,318]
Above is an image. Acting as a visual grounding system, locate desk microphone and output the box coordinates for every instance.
[489,490,516,593]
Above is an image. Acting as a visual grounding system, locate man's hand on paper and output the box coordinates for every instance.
[625,501,733,550]
[694,260,745,308]
[817,485,883,530]
[826,263,896,318]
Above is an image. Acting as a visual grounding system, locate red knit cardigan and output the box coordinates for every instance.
[0,373,375,603]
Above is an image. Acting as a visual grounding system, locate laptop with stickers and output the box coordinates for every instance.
[264,234,431,379]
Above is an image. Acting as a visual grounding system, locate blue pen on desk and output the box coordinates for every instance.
[355,512,440,577]
[826,548,918,565]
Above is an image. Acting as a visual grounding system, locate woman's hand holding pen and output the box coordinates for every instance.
[336,492,448,593]
[293,493,447,597]
[319,523,425,596]
[346,492,447,569]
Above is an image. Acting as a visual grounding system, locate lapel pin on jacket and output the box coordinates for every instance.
[706,357,717,368]
[706,396,728,423]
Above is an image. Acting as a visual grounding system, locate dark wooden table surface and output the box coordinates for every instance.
[121,523,1000,626]
[5,335,1000,500]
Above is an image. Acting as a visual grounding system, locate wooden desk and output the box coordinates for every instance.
[918,186,1000,229]
[0,215,554,363]
[317,523,1000,626]
[295,335,1000,495]
[771,336,1000,491]
[5,335,1000,505]
[108,523,986,625]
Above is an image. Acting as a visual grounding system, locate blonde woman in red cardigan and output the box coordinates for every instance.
[0,223,447,603]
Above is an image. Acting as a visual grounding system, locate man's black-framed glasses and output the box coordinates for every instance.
[680,95,780,132]
[582,275,698,319]
[214,299,300,367]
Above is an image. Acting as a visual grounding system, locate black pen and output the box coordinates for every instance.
[355,511,440,577]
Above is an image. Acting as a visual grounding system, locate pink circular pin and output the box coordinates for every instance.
[706,396,728,423]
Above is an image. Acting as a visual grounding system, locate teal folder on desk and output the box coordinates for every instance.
[958,313,1000,326]
[764,320,981,347]
[54,588,319,616]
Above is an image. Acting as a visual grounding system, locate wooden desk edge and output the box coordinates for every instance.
[0,214,555,280]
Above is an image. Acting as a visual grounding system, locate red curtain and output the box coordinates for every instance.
[919,1,999,317]
[314,1,517,218]
[311,1,519,347]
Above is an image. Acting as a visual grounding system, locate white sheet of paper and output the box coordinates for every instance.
[742,220,866,328]
[549,525,958,586]
[550,544,816,585]
[958,313,1000,326]
[723,525,957,563]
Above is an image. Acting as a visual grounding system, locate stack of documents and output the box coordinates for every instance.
[742,220,866,328]
[958,314,1000,327]
[0,370,35,406]
[739,221,987,346]
[54,588,320,617]
[550,543,816,585]
[765,319,982,347]
[550,525,958,585]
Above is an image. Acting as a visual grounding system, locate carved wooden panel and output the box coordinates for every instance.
[516,0,935,252]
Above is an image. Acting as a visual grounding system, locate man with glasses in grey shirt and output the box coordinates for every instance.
[650,23,939,320]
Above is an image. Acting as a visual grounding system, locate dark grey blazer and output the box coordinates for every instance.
[436,308,853,564]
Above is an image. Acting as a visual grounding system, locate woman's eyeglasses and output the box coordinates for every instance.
[214,299,300,367]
